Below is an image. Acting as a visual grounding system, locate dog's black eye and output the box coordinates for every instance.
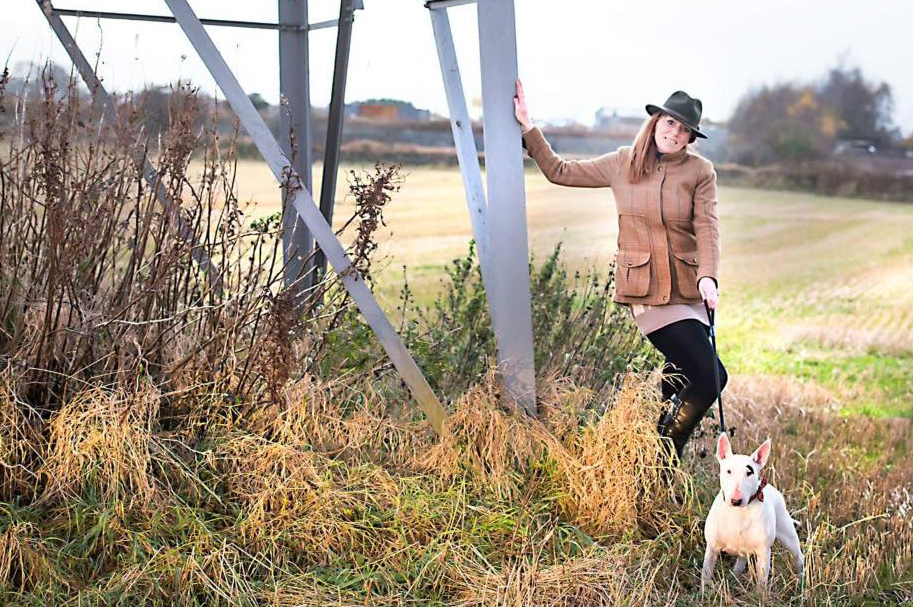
[726,469,731,475]
[746,466,754,476]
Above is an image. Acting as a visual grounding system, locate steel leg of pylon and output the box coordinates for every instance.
[477,0,537,416]
[36,0,222,292]
[314,0,357,283]
[278,0,315,295]
[164,0,447,434]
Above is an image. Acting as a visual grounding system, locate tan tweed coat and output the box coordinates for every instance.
[522,126,720,306]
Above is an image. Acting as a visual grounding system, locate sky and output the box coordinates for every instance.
[3,0,912,134]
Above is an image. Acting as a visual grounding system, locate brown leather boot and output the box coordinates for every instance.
[660,394,709,461]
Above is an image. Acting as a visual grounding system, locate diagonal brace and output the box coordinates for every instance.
[428,7,491,286]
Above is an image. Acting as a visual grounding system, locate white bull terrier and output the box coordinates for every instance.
[702,433,804,591]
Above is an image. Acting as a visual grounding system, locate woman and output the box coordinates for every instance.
[514,80,727,460]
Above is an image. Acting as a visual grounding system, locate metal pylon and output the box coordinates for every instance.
[33,0,537,428]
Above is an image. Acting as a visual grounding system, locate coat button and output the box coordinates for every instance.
[692,257,698,263]
[658,166,663,172]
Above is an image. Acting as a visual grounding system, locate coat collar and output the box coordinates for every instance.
[657,146,689,164]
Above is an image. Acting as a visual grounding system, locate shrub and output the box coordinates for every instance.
[397,241,654,402]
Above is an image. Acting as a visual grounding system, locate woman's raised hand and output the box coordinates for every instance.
[514,78,532,131]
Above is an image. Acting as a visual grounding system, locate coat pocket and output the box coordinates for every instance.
[616,249,652,297]
[672,249,700,299]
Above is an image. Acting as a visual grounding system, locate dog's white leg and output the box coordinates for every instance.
[702,546,720,590]
[777,526,804,576]
[775,506,805,577]
[732,556,747,576]
[755,546,772,591]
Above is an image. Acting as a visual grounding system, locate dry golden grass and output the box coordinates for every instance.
[103,535,261,606]
[420,371,682,537]
[39,385,162,508]
[0,522,57,594]
[213,432,401,565]
[1,367,911,605]
[553,374,685,537]
[422,375,547,501]
[452,545,675,607]
[248,375,439,469]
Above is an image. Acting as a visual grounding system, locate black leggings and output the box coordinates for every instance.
[646,319,728,409]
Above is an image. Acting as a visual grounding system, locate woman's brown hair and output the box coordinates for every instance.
[626,113,663,184]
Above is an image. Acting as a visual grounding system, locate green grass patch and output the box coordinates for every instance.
[722,319,913,417]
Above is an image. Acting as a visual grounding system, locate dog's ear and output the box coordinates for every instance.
[716,432,733,462]
[751,438,772,468]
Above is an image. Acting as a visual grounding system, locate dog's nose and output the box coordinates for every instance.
[730,498,743,506]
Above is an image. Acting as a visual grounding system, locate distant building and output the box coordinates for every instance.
[594,108,643,136]
[695,121,729,161]
[357,104,399,121]
[346,99,431,122]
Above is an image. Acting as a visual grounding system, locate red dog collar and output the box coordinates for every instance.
[748,478,768,504]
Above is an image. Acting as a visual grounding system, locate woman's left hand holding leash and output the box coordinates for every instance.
[699,277,719,310]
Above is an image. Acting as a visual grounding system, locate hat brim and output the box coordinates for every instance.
[646,103,707,139]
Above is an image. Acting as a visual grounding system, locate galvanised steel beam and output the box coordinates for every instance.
[477,0,537,416]
[48,8,296,31]
[314,0,357,283]
[36,0,223,292]
[279,0,315,295]
[164,0,447,434]
[428,8,493,298]
[49,7,347,31]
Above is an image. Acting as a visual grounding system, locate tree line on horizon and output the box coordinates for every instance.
[727,63,909,166]
[3,60,909,168]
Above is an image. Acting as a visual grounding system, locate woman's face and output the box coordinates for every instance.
[653,114,692,154]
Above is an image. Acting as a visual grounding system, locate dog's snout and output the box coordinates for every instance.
[730,498,743,506]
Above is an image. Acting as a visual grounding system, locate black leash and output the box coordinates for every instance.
[704,300,726,435]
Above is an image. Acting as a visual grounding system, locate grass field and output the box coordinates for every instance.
[4,134,911,605]
[217,159,913,417]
